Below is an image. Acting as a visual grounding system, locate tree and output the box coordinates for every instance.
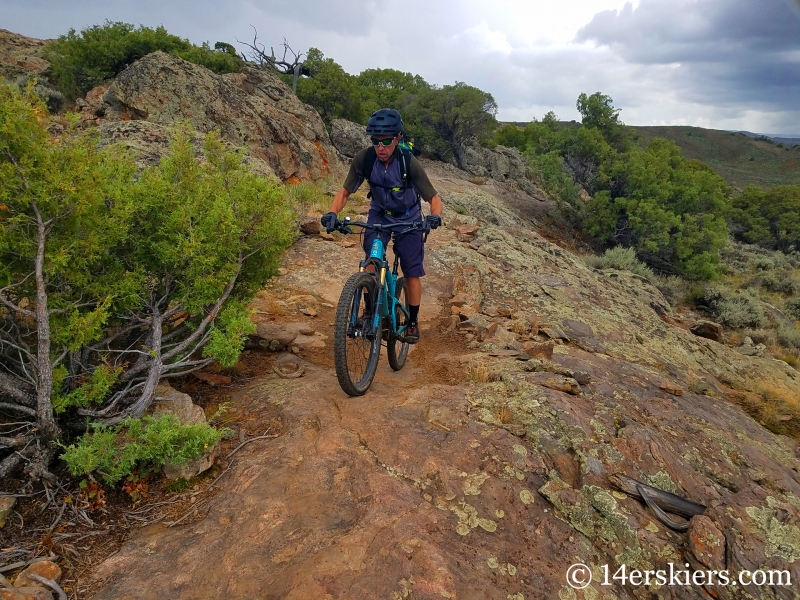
[357,68,429,119]
[237,28,310,93]
[0,85,294,481]
[294,48,363,124]
[404,82,498,170]
[580,139,730,278]
[729,184,800,253]
[45,21,243,101]
[576,92,630,151]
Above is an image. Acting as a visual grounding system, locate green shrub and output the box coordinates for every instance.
[742,328,776,347]
[12,74,64,113]
[760,271,800,295]
[786,297,800,320]
[776,323,800,350]
[0,84,293,481]
[702,286,767,328]
[44,21,243,100]
[595,246,658,284]
[655,275,691,307]
[528,151,582,210]
[61,414,228,485]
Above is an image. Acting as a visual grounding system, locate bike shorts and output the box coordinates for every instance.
[362,208,426,278]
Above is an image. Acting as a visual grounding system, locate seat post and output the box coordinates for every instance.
[392,240,400,275]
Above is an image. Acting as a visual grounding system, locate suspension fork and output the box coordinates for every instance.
[370,266,387,338]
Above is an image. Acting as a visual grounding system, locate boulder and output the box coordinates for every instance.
[330,119,370,157]
[1,587,53,600]
[150,384,205,426]
[688,515,726,570]
[98,52,339,181]
[527,372,582,395]
[690,320,724,343]
[0,495,15,528]
[298,216,321,235]
[463,145,528,182]
[149,383,217,480]
[522,340,555,360]
[455,224,480,242]
[254,323,299,351]
[13,561,61,588]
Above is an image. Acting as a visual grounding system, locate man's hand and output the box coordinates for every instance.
[321,212,338,233]
[424,214,442,231]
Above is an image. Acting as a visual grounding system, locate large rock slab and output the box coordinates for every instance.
[329,118,369,158]
[97,51,340,181]
[464,145,528,182]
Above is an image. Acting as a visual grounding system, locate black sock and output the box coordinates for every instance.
[409,304,420,325]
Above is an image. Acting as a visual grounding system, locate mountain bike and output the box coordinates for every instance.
[331,218,427,396]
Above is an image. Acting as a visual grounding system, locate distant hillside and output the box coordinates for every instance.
[631,125,800,190]
[735,130,800,147]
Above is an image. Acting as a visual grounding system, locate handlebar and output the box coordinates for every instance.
[335,218,427,236]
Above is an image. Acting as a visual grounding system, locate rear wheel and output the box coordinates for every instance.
[387,277,410,371]
[333,272,382,396]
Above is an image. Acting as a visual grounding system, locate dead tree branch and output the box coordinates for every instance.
[236,27,309,93]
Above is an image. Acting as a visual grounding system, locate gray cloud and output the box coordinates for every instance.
[3,0,799,133]
[575,0,800,126]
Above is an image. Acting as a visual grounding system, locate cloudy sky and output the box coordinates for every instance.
[4,0,800,134]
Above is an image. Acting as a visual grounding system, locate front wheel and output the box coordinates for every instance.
[387,277,410,371]
[333,272,382,396]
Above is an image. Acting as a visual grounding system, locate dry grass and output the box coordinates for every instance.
[732,381,800,440]
[467,363,490,383]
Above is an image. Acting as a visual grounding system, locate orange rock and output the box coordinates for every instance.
[659,381,684,396]
[13,560,61,587]
[193,372,232,386]
[523,340,555,360]
[688,515,725,570]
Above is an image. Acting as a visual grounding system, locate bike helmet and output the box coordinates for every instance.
[365,108,403,136]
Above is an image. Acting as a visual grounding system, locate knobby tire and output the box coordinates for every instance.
[387,277,410,371]
[333,272,382,396]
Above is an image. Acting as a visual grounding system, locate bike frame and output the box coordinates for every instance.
[342,220,422,340]
[358,238,408,339]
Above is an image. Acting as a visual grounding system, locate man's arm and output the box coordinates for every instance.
[428,194,442,216]
[328,188,351,214]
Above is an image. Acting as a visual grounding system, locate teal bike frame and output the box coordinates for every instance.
[340,219,425,342]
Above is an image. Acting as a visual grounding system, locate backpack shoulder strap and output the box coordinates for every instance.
[362,146,378,182]
[398,147,409,189]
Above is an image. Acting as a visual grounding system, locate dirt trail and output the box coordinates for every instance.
[91,169,800,600]
[92,174,553,599]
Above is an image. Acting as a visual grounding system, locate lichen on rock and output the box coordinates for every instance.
[745,497,800,562]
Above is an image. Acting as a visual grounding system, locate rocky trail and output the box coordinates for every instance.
[88,167,800,600]
[2,34,798,600]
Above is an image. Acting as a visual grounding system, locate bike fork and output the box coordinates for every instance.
[368,273,385,340]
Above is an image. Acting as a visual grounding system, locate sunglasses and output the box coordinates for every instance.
[370,136,397,146]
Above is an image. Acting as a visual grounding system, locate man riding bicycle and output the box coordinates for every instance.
[321,108,443,344]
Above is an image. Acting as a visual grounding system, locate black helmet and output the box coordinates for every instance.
[366,108,403,136]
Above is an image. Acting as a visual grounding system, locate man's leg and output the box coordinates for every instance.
[406,276,421,305]
[395,229,425,343]
[405,276,422,341]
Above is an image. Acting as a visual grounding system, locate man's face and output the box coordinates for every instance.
[371,135,399,162]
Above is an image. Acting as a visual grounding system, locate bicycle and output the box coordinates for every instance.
[331,217,428,396]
